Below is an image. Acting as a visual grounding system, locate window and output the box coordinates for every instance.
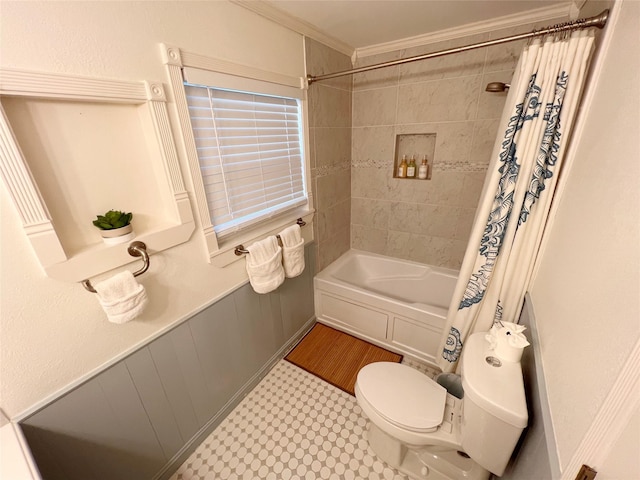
[161,45,311,263]
[184,70,307,239]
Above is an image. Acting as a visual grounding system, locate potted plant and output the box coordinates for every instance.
[93,210,134,245]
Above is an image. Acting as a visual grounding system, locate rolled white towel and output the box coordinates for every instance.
[278,224,305,278]
[246,236,285,293]
[94,270,148,324]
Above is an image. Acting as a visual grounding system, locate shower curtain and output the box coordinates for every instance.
[437,29,595,372]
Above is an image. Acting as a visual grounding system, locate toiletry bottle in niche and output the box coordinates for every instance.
[418,155,428,179]
[397,155,408,178]
[407,156,416,178]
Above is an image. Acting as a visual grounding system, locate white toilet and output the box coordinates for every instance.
[355,332,528,480]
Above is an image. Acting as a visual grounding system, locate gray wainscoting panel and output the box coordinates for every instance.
[20,244,317,480]
[280,247,316,338]
[148,331,201,443]
[125,347,185,460]
[188,293,243,414]
[20,362,167,479]
[499,293,555,480]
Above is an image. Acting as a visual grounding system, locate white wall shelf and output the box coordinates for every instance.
[0,68,195,282]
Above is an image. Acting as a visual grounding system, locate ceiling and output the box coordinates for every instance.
[248,0,574,54]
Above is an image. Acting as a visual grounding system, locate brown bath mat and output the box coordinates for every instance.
[285,323,402,395]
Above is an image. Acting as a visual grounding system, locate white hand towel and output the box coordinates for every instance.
[485,321,530,363]
[246,236,285,293]
[278,224,305,278]
[94,270,148,324]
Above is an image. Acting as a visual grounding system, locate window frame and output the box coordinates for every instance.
[161,44,314,266]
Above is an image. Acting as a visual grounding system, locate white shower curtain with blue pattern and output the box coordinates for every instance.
[437,30,595,372]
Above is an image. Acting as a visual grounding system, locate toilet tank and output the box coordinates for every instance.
[460,332,528,476]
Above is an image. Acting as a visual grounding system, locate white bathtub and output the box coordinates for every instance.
[314,250,458,364]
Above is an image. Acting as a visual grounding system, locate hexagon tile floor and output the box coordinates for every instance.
[170,358,439,480]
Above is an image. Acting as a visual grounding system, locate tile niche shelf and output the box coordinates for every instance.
[393,133,436,180]
[0,68,195,283]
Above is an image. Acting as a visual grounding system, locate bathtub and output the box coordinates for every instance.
[314,249,458,364]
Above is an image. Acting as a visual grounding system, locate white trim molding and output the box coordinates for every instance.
[561,337,640,479]
[355,3,572,59]
[159,43,314,267]
[231,0,572,68]
[230,0,354,58]
[0,68,195,282]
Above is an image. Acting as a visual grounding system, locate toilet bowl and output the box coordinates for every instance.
[355,332,528,480]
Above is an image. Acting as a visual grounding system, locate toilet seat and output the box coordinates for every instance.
[356,362,447,433]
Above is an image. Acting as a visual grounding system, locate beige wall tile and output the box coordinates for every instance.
[394,121,474,166]
[345,19,557,270]
[308,126,316,170]
[484,38,526,74]
[305,37,353,91]
[398,43,486,84]
[476,71,513,120]
[484,17,567,73]
[388,201,420,234]
[351,126,396,166]
[310,84,352,128]
[454,207,478,242]
[397,75,482,124]
[459,172,487,208]
[351,224,388,254]
[318,226,350,271]
[387,172,464,206]
[318,198,351,242]
[353,50,401,90]
[434,122,475,165]
[388,178,426,204]
[351,197,390,230]
[352,87,398,127]
[470,118,501,165]
[316,170,351,209]
[351,167,389,200]
[422,236,467,268]
[417,205,461,238]
[386,231,464,267]
[315,127,352,168]
[306,39,352,272]
[425,171,466,205]
[385,230,412,258]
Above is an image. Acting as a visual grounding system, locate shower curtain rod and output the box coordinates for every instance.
[307,9,609,85]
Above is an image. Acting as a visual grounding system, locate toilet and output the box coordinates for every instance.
[355,332,528,480]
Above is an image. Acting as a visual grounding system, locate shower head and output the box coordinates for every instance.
[485,82,510,92]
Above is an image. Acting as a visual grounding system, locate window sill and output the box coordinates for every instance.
[208,208,315,268]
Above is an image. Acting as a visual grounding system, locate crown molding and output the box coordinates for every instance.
[355,3,573,60]
[230,0,354,58]
[570,0,588,19]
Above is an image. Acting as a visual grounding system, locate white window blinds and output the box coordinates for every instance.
[185,82,307,237]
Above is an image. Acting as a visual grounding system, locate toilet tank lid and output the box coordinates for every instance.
[461,333,528,428]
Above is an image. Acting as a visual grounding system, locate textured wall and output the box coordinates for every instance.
[305,38,353,271]
[349,19,565,269]
[0,1,305,419]
[530,0,638,472]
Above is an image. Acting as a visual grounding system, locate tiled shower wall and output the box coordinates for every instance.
[350,19,565,269]
[305,38,353,271]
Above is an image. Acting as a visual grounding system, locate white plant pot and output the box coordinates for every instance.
[100,224,135,245]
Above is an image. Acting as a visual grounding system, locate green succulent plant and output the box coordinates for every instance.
[92,210,133,230]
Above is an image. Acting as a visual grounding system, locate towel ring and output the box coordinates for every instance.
[81,241,150,293]
[235,218,306,256]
